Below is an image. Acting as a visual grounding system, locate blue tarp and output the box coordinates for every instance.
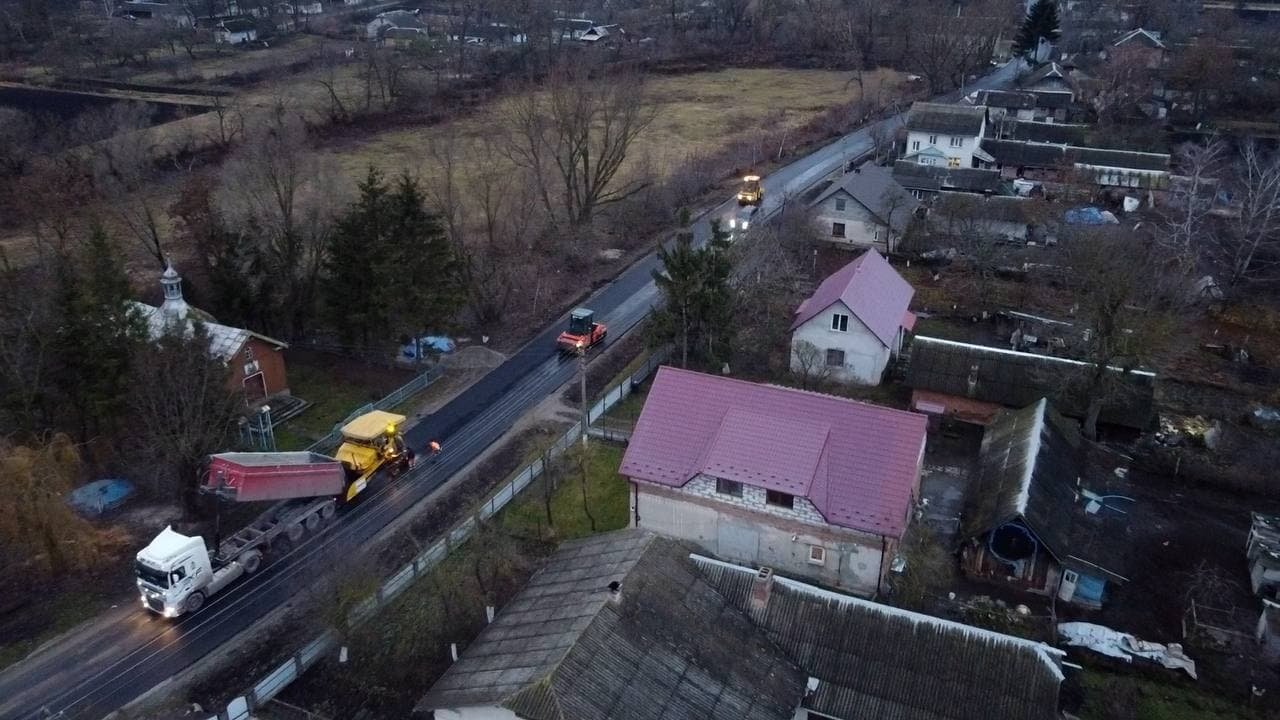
[1064,207,1110,225]
[67,478,135,517]
[400,336,456,360]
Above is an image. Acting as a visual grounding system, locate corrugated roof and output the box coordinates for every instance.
[977,90,1038,110]
[981,139,1169,173]
[962,400,1129,581]
[620,367,927,537]
[1002,120,1089,144]
[414,531,805,719]
[812,163,920,235]
[893,161,1003,194]
[694,556,1065,720]
[905,336,1155,430]
[790,249,915,348]
[906,102,987,136]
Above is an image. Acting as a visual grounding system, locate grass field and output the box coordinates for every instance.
[320,67,901,197]
[1078,670,1257,720]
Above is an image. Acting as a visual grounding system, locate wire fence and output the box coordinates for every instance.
[215,347,669,720]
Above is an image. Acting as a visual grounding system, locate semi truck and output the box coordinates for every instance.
[135,410,418,617]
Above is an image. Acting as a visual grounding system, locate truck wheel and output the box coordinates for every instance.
[239,549,262,575]
[320,501,337,520]
[184,591,205,615]
[286,522,305,543]
[304,512,321,532]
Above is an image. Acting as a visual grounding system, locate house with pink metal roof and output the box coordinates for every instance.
[621,367,928,596]
[789,250,916,386]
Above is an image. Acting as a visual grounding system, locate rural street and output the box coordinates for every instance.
[0,59,1020,720]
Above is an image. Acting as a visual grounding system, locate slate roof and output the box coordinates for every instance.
[813,163,920,235]
[893,161,1003,194]
[1113,28,1165,49]
[1001,120,1089,144]
[980,139,1170,173]
[694,555,1065,720]
[790,248,916,347]
[977,90,1038,110]
[1020,63,1072,93]
[961,399,1129,581]
[415,531,805,719]
[906,102,987,136]
[905,336,1155,430]
[620,367,928,537]
[131,301,282,361]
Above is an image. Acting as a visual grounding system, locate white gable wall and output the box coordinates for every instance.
[789,300,892,385]
[812,189,891,251]
[905,120,983,169]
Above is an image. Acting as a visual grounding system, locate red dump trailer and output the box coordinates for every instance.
[205,452,347,503]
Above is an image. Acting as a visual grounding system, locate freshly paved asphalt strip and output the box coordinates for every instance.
[0,60,1020,720]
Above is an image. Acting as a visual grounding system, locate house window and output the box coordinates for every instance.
[766,490,794,509]
[825,349,845,367]
[831,222,846,238]
[911,189,924,200]
[911,140,920,151]
[830,313,849,332]
[834,198,847,211]
[947,157,961,168]
[808,545,826,565]
[928,134,938,144]
[716,478,743,497]
[950,136,963,148]
[920,157,936,166]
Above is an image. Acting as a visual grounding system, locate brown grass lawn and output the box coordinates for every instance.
[320,67,902,192]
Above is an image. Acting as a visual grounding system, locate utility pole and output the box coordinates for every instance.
[577,342,589,447]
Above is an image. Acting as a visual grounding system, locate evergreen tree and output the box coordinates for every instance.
[385,174,465,338]
[324,168,393,347]
[1013,0,1061,59]
[323,169,464,349]
[50,226,143,440]
[651,222,736,368]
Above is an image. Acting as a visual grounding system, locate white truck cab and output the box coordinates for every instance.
[136,527,215,617]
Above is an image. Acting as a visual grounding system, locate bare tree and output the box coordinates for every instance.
[216,99,343,337]
[1218,140,1280,290]
[1060,228,1185,439]
[1161,138,1228,271]
[791,339,832,390]
[503,64,659,231]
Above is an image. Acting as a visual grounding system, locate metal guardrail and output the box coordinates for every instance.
[214,347,670,720]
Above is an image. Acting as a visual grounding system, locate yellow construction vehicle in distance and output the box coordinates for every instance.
[737,174,763,206]
[335,410,414,500]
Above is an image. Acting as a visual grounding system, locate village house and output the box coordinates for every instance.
[212,18,257,44]
[367,9,425,40]
[416,530,1066,720]
[902,102,989,169]
[1248,512,1280,597]
[131,263,289,404]
[992,118,1089,144]
[930,195,1041,244]
[905,336,1156,430]
[1020,62,1079,101]
[978,138,1171,190]
[789,249,916,386]
[960,399,1130,607]
[810,163,919,251]
[892,160,1003,200]
[1109,28,1168,69]
[118,1,195,27]
[620,367,928,596]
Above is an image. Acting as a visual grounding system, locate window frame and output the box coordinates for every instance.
[808,545,826,565]
[928,134,938,144]
[830,313,849,332]
[715,478,743,498]
[834,198,847,212]
[911,140,920,151]
[950,136,964,148]
[831,222,846,238]
[825,348,845,367]
[765,489,794,509]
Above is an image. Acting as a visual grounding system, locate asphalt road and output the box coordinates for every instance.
[0,60,1021,720]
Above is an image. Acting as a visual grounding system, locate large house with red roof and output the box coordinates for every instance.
[789,250,916,386]
[620,367,929,596]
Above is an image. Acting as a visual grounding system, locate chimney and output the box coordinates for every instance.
[607,580,622,604]
[750,567,774,613]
